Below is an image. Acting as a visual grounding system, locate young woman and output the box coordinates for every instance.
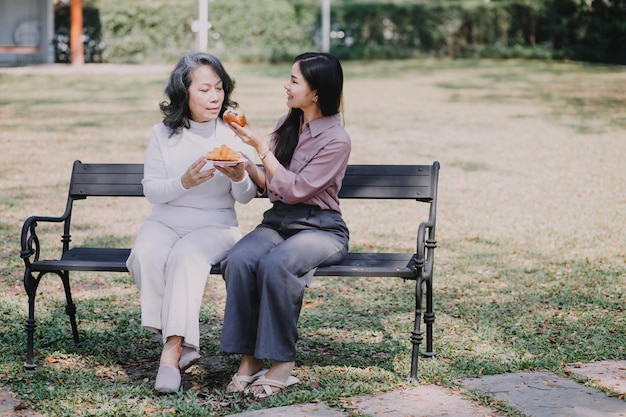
[220,52,351,398]
[126,51,257,393]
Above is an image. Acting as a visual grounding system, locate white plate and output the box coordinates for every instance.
[209,159,244,167]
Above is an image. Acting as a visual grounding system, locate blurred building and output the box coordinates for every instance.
[0,0,54,66]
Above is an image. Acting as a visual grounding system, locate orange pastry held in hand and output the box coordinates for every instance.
[206,144,241,162]
[223,109,246,127]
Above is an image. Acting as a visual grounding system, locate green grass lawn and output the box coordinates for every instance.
[1,58,625,416]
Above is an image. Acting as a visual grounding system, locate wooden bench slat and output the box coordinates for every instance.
[74,163,144,174]
[341,175,432,187]
[344,164,430,175]
[316,253,416,278]
[33,248,417,278]
[70,184,145,197]
[72,173,145,185]
[339,185,431,199]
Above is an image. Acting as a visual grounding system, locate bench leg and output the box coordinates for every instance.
[23,270,81,370]
[23,269,40,371]
[423,277,435,358]
[409,277,425,380]
[409,276,436,380]
[60,271,80,346]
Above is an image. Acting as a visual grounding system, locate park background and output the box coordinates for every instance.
[49,0,626,65]
[1,0,626,416]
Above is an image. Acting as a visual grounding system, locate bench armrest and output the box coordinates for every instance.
[415,221,436,281]
[20,214,70,266]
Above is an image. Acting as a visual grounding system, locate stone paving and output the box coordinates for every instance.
[1,360,624,416]
[0,387,42,417]
[462,370,625,417]
[230,360,626,417]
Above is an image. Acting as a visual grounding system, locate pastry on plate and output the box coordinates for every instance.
[206,144,241,162]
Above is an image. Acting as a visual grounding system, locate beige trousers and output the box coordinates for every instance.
[127,219,241,351]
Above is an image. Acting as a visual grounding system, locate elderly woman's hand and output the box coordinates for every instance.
[181,156,215,189]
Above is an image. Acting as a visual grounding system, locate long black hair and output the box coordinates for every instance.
[273,52,343,166]
[160,51,237,137]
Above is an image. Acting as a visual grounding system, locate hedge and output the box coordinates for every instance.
[61,0,625,64]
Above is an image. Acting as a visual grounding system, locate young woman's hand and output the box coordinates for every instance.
[227,120,265,152]
[214,160,247,182]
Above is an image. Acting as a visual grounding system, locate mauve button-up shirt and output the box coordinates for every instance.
[265,113,351,214]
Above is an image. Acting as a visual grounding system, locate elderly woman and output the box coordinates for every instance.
[126,51,257,393]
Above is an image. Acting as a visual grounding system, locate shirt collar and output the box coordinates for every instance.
[308,113,342,137]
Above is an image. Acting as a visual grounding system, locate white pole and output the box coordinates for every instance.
[197,0,208,51]
[322,0,330,53]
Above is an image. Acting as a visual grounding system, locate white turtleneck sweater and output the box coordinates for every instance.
[142,118,257,232]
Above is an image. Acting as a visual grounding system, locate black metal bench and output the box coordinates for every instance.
[20,160,440,379]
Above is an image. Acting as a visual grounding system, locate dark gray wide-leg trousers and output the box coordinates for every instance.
[220,203,349,361]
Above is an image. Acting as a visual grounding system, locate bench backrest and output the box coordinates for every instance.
[68,160,440,202]
[69,162,144,198]
[63,160,439,258]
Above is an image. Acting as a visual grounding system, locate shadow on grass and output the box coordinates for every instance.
[2,274,414,383]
